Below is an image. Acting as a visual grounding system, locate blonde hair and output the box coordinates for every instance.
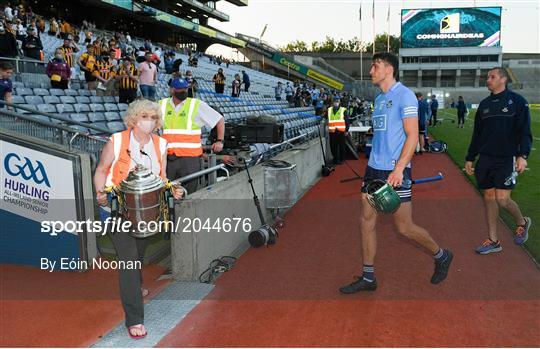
[123,98,163,131]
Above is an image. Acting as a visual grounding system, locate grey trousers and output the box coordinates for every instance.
[166,155,202,194]
[109,231,149,327]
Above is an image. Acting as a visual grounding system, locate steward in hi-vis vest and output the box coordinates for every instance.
[159,77,225,193]
[326,96,350,165]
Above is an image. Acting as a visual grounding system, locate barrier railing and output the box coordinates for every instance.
[0,101,110,168]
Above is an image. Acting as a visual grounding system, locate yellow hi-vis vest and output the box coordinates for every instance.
[327,106,346,133]
[160,97,202,157]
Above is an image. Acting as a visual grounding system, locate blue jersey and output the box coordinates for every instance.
[368,82,418,170]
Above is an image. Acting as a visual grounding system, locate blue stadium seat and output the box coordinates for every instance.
[49,88,65,96]
[70,113,89,123]
[64,89,78,96]
[33,88,50,96]
[102,96,116,103]
[89,96,103,103]
[104,112,121,121]
[56,104,75,114]
[104,103,118,112]
[73,104,90,113]
[107,121,126,133]
[11,95,25,104]
[78,89,92,96]
[25,95,44,105]
[12,81,25,89]
[92,121,108,131]
[117,103,128,111]
[16,88,33,96]
[43,95,61,104]
[60,95,76,104]
[37,104,57,114]
[88,112,106,122]
[89,104,105,112]
[75,96,91,104]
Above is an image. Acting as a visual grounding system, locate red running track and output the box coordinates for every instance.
[157,153,540,347]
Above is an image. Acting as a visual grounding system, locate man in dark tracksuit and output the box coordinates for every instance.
[429,94,438,126]
[465,67,532,255]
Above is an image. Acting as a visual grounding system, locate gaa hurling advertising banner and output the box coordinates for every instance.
[1,140,79,267]
[401,7,501,48]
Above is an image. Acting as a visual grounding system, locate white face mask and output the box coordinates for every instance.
[136,119,156,134]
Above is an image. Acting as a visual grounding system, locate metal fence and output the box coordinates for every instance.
[0,56,49,87]
[0,107,107,167]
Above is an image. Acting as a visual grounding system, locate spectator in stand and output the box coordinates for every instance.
[285,82,294,104]
[0,62,13,110]
[59,19,72,39]
[36,16,45,34]
[14,18,25,40]
[144,39,152,51]
[4,2,13,21]
[78,44,97,90]
[0,21,17,58]
[125,32,131,45]
[232,73,241,98]
[294,87,303,107]
[116,56,138,104]
[164,52,175,74]
[92,54,116,96]
[172,56,183,76]
[274,82,283,101]
[188,54,198,67]
[48,17,58,36]
[57,36,79,69]
[21,26,42,60]
[84,30,92,44]
[315,88,326,116]
[138,51,157,100]
[213,68,225,94]
[150,50,161,70]
[46,48,71,89]
[185,70,198,98]
[241,70,250,92]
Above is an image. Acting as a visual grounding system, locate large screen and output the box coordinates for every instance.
[401,7,501,48]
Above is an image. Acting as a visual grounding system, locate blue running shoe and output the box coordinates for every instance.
[514,217,531,245]
[475,239,502,254]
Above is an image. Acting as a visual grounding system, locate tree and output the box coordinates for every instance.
[278,40,308,53]
[365,34,400,54]
[278,34,400,54]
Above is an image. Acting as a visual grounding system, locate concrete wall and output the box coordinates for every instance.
[171,137,324,281]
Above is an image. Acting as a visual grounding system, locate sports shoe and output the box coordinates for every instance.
[339,277,377,294]
[475,239,502,254]
[431,249,453,284]
[514,217,531,245]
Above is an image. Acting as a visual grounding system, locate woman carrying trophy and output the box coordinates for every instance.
[93,98,184,339]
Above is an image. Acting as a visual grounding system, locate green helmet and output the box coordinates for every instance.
[365,179,401,213]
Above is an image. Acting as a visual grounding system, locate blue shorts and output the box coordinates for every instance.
[361,166,412,202]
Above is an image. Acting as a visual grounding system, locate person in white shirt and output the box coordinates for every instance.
[4,3,13,21]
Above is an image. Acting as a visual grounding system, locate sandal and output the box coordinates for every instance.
[127,324,147,339]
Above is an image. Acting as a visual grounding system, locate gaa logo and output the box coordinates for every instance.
[440,13,460,34]
[3,153,51,187]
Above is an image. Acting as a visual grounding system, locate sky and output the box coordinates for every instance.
[207,0,540,57]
